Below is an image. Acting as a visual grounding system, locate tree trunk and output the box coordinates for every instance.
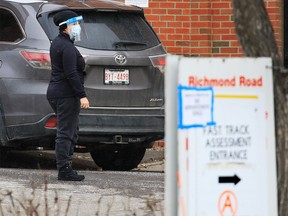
[232,0,288,215]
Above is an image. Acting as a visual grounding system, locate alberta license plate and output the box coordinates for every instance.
[104,69,129,85]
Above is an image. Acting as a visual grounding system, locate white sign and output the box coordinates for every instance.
[125,0,148,8]
[176,58,277,216]
[179,87,214,128]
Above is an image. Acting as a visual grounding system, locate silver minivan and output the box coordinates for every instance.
[0,0,165,170]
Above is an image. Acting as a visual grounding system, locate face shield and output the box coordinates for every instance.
[59,15,85,42]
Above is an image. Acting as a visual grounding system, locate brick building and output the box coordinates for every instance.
[147,0,283,57]
[119,0,284,60]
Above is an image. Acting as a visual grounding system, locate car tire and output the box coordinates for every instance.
[90,146,146,171]
[0,147,8,166]
[0,114,7,166]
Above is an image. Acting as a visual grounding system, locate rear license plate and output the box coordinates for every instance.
[104,69,129,85]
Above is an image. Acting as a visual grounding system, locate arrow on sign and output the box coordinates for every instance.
[218,174,241,185]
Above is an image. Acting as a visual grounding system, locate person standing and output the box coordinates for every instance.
[47,10,89,181]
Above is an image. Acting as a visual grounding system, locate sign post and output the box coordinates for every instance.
[169,57,278,216]
[165,55,179,216]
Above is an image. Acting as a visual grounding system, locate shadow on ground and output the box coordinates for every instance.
[0,147,164,171]
[0,150,98,170]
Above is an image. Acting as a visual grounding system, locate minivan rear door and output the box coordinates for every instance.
[37,4,166,108]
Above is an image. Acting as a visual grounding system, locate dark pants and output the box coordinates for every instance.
[48,97,80,169]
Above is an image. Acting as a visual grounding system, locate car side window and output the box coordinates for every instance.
[0,8,24,43]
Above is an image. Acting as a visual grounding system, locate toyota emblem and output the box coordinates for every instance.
[115,54,127,65]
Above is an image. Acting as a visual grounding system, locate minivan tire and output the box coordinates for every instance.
[90,146,146,171]
[0,147,8,166]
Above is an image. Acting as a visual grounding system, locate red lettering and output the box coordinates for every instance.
[189,76,195,86]
[188,76,236,87]
[221,195,234,213]
[239,76,262,87]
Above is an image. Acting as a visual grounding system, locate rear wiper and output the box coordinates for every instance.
[113,41,147,47]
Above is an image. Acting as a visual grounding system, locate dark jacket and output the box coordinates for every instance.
[47,32,86,99]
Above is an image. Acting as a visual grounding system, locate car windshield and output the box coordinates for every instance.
[40,11,160,51]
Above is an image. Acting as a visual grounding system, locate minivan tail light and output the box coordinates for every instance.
[45,115,57,128]
[20,50,51,69]
[149,55,166,73]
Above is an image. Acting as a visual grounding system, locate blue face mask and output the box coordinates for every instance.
[70,24,81,41]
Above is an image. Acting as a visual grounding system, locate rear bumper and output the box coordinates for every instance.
[79,113,164,134]
[4,112,164,147]
[78,114,164,146]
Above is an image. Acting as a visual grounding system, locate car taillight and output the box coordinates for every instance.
[149,55,166,73]
[45,115,57,128]
[20,50,51,69]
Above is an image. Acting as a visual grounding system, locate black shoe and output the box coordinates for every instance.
[58,165,85,181]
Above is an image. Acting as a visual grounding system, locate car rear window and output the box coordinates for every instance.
[0,8,24,43]
[39,11,160,51]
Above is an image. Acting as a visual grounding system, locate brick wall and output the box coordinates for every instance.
[118,0,283,58]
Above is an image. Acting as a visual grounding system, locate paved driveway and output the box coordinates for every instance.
[0,148,165,215]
